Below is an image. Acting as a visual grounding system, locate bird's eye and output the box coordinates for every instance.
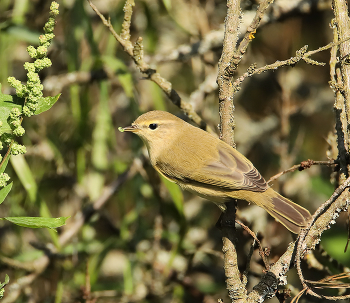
[149,123,158,130]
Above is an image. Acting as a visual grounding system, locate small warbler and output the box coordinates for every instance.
[122,111,311,233]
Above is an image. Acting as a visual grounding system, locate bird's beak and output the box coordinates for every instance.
[122,124,139,132]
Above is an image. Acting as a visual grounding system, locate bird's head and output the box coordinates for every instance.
[121,110,185,152]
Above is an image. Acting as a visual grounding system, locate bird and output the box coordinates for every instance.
[122,110,311,233]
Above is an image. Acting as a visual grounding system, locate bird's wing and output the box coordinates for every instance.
[188,143,269,192]
[153,138,268,192]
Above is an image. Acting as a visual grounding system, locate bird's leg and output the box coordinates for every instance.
[220,200,237,229]
[216,200,237,230]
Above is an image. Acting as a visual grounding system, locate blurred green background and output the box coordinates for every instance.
[0,0,349,302]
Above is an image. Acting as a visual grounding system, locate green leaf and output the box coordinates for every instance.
[34,94,61,115]
[0,153,10,174]
[160,175,184,215]
[0,182,13,205]
[3,216,70,229]
[0,84,24,136]
[10,154,37,203]
[40,199,60,248]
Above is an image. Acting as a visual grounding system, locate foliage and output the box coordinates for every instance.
[0,3,68,236]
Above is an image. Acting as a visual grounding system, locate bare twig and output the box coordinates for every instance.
[87,0,214,134]
[228,0,274,75]
[248,175,350,302]
[247,243,295,302]
[233,39,350,95]
[267,159,338,184]
[295,175,350,300]
[235,219,270,270]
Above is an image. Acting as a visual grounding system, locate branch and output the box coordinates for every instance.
[220,201,247,302]
[233,39,350,95]
[267,159,338,184]
[217,0,242,146]
[217,1,274,301]
[294,175,350,300]
[218,0,273,146]
[247,242,295,302]
[87,0,214,134]
[330,0,350,183]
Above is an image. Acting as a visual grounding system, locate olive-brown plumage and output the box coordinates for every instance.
[123,110,311,233]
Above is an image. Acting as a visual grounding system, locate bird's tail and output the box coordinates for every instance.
[253,188,312,234]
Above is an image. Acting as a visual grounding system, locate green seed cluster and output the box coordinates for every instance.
[0,108,26,157]
[11,142,27,155]
[9,108,25,137]
[7,1,59,117]
[0,173,10,188]
[1,1,59,162]
[0,2,59,185]
[1,134,13,147]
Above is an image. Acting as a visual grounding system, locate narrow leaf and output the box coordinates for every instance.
[0,182,13,205]
[10,154,37,203]
[0,154,10,174]
[4,216,69,229]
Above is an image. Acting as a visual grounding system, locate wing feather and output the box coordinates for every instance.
[195,144,268,192]
[153,133,268,193]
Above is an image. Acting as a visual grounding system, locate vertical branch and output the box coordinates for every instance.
[220,203,247,302]
[217,1,274,301]
[331,0,350,182]
[333,0,350,121]
[217,0,274,146]
[217,0,241,147]
[217,1,245,301]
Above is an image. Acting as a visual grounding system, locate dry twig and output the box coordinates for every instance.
[87,0,214,133]
[295,176,350,301]
[268,159,338,184]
